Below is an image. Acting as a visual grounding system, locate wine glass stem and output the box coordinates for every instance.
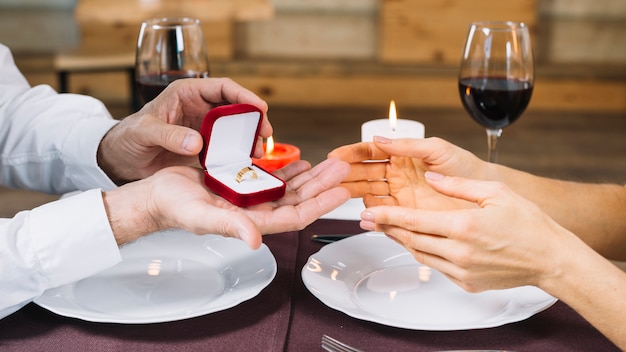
[486,128,503,163]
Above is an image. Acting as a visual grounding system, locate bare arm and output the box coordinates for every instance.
[360,173,626,349]
[542,232,626,350]
[494,166,626,259]
[329,137,626,260]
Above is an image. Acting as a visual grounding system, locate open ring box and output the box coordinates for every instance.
[199,104,286,207]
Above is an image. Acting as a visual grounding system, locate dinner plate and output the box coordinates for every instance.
[320,198,364,220]
[34,229,276,323]
[302,232,557,330]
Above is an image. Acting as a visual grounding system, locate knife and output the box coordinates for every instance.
[311,234,352,243]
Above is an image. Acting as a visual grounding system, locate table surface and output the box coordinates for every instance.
[0,219,619,351]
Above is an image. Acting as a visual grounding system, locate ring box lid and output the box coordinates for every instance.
[199,104,286,207]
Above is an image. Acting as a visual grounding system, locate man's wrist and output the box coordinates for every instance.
[101,182,160,245]
[97,125,133,186]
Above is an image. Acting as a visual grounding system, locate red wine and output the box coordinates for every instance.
[459,77,533,129]
[136,71,209,105]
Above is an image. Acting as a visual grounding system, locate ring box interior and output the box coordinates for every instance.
[199,104,286,207]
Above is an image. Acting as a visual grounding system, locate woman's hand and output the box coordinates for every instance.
[359,171,575,292]
[328,136,491,210]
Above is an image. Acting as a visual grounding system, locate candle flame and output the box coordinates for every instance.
[265,136,275,155]
[388,100,397,132]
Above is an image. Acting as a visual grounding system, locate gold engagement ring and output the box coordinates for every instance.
[236,166,258,183]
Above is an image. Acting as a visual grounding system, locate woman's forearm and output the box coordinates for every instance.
[494,164,626,259]
[541,235,626,349]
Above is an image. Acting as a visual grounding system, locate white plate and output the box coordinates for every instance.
[34,229,276,323]
[320,198,365,220]
[302,232,557,330]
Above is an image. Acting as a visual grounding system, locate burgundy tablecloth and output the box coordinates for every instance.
[0,220,619,351]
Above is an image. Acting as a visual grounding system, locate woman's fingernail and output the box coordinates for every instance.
[360,221,375,231]
[425,171,444,181]
[361,210,375,222]
[373,136,391,144]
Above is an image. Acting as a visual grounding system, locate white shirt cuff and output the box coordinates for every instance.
[62,116,119,191]
[30,189,121,287]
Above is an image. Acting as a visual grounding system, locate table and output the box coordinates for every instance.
[0,219,619,351]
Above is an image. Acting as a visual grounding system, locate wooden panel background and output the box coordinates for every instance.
[379,0,538,64]
[10,0,626,112]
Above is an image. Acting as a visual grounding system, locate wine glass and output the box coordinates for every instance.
[135,17,210,107]
[458,21,534,163]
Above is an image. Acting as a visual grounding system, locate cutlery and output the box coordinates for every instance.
[321,334,364,352]
[321,334,512,352]
[311,234,352,244]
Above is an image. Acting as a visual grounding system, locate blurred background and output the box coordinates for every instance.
[1,0,625,217]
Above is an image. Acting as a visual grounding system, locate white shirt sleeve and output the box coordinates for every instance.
[0,43,119,193]
[0,44,124,318]
[0,190,122,319]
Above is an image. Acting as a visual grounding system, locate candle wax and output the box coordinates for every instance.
[252,142,301,172]
[361,119,425,142]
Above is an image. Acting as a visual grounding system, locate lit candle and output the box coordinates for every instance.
[252,136,301,172]
[361,100,425,142]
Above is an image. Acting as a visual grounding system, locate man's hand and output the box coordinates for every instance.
[97,78,270,184]
[102,158,350,249]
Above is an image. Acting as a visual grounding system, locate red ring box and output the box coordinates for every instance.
[199,104,286,207]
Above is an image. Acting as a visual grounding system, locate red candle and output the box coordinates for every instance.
[252,136,300,172]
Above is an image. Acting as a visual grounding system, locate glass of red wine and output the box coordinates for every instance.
[135,17,210,107]
[458,21,534,163]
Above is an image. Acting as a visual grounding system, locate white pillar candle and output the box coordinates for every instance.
[361,100,425,142]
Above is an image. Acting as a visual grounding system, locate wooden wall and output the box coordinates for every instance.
[11,0,626,112]
[229,0,625,112]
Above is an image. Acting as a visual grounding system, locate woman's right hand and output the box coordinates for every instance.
[328,136,494,209]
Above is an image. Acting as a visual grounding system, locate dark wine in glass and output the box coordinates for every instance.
[136,70,208,105]
[458,77,533,130]
[135,18,210,107]
[459,22,534,163]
